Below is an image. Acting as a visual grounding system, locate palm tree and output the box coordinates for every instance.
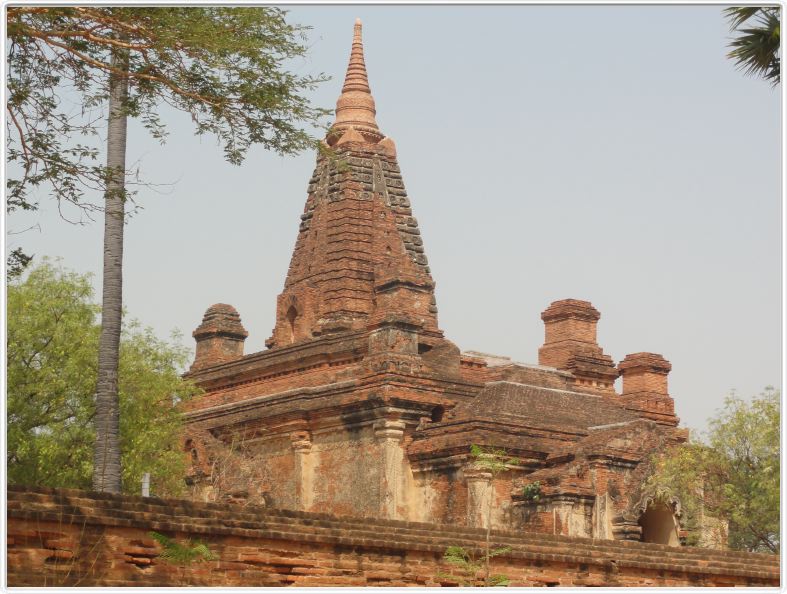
[92,50,128,493]
[724,7,781,86]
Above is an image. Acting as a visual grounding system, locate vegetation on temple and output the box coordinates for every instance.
[724,7,781,85]
[7,261,199,496]
[646,387,780,553]
[438,445,516,586]
[6,7,330,492]
[439,545,511,587]
[149,532,217,564]
[470,445,518,584]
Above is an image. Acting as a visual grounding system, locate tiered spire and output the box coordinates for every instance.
[331,19,383,144]
[342,19,371,94]
[266,19,438,349]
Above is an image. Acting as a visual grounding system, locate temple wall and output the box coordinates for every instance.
[410,466,468,526]
[513,498,596,538]
[189,419,682,544]
[228,433,297,510]
[192,423,386,518]
[8,487,778,587]
[309,424,382,517]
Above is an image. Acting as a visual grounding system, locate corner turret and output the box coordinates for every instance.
[538,299,618,393]
[191,304,248,371]
[618,352,678,425]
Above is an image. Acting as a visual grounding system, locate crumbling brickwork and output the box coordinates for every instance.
[7,487,779,587]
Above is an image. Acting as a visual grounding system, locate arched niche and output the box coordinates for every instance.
[639,502,680,546]
[286,305,299,343]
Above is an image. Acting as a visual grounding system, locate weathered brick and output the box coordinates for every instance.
[5,486,780,587]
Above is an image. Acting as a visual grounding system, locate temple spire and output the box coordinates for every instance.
[331,18,383,144]
[266,17,440,349]
[342,19,371,93]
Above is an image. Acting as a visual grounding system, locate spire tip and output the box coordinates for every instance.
[330,17,381,144]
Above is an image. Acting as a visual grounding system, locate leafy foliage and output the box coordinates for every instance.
[446,445,519,586]
[6,6,330,264]
[469,444,518,474]
[645,388,779,553]
[724,7,780,85]
[522,481,541,502]
[7,261,199,495]
[149,531,218,565]
[438,545,511,587]
[7,247,34,278]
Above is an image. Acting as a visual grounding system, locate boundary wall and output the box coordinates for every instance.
[7,486,780,587]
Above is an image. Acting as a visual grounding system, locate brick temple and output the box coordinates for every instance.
[181,20,705,548]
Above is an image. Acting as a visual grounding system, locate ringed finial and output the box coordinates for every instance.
[330,18,382,143]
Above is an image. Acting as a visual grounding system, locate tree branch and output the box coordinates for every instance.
[6,105,32,172]
[22,32,225,108]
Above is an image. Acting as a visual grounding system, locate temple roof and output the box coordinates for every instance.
[408,381,648,464]
[408,381,641,459]
[451,381,637,432]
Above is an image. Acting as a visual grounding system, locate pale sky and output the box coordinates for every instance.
[6,5,783,432]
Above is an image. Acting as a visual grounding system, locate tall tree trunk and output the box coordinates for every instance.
[92,50,128,493]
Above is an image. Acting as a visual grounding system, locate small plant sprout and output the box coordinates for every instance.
[442,444,519,586]
[149,531,218,585]
[438,545,512,586]
[522,481,541,502]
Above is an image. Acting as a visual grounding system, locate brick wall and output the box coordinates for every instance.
[7,486,779,587]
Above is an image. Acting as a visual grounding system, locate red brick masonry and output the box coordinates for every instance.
[7,486,779,587]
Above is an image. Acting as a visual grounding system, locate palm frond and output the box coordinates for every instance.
[724,6,763,30]
[725,6,781,85]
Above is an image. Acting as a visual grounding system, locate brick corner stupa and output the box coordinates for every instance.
[181,20,713,548]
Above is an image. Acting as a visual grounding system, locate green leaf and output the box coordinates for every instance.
[724,7,780,85]
[469,444,519,475]
[444,545,473,569]
[149,532,218,565]
[7,261,199,495]
[488,574,511,586]
[645,387,779,552]
[486,546,512,559]
[6,7,331,218]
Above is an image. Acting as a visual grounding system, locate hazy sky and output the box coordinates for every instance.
[7,5,782,432]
